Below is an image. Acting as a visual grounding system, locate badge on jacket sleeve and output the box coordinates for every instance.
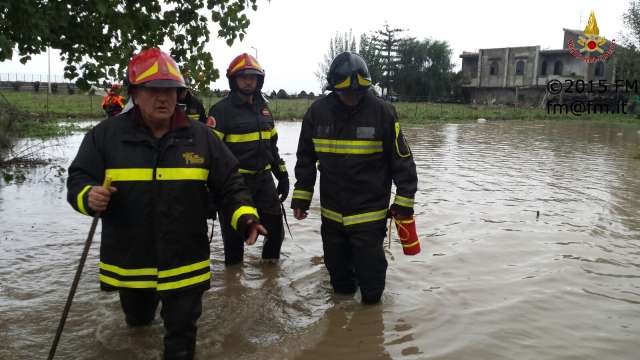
[206,116,217,128]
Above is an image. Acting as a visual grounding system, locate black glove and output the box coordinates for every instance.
[276,177,290,202]
[389,203,413,218]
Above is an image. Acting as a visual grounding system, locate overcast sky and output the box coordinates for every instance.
[0,0,630,94]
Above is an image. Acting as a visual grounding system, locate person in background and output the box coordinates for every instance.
[290,52,418,304]
[67,48,266,360]
[101,83,126,117]
[208,53,289,265]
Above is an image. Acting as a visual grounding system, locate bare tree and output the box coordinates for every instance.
[314,30,357,93]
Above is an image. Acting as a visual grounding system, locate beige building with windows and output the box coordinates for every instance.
[460,29,616,106]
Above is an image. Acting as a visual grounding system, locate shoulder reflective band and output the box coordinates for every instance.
[230,205,259,230]
[224,131,273,143]
[312,138,383,154]
[279,164,287,172]
[292,189,313,201]
[187,114,199,121]
[395,122,412,158]
[212,129,225,140]
[77,184,92,215]
[393,195,415,208]
[238,164,271,174]
[321,207,388,226]
[106,168,209,181]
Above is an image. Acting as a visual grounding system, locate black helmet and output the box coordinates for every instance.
[326,52,372,92]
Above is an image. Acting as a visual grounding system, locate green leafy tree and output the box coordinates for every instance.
[618,1,640,82]
[358,33,383,89]
[372,22,406,97]
[0,0,261,93]
[394,38,455,101]
[314,29,357,92]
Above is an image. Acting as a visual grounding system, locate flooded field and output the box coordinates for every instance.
[1,120,640,359]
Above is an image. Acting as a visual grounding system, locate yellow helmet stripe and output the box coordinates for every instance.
[166,61,182,78]
[357,74,371,86]
[229,59,246,75]
[136,61,159,82]
[334,76,351,89]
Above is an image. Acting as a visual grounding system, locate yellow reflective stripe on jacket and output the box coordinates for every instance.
[158,260,210,278]
[230,205,259,230]
[292,189,313,201]
[312,138,383,154]
[106,168,208,181]
[187,114,199,121]
[99,274,157,289]
[106,168,153,181]
[155,168,209,181]
[321,208,388,226]
[238,164,271,174]
[99,262,158,276]
[77,185,92,215]
[393,195,414,208]
[225,131,273,143]
[278,164,287,172]
[321,207,343,223]
[157,272,211,291]
[212,129,225,140]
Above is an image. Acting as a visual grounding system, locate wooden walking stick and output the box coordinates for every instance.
[47,176,112,360]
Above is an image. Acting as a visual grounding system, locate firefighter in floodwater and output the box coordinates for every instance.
[208,53,289,265]
[67,48,266,360]
[291,52,418,304]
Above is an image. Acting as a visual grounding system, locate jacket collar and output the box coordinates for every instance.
[229,90,265,108]
[122,106,191,142]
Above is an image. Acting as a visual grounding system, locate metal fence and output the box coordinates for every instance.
[0,73,68,83]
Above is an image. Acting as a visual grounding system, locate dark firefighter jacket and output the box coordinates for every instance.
[181,91,206,124]
[208,92,287,181]
[67,107,258,296]
[291,92,418,227]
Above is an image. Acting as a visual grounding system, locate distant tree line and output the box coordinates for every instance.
[315,22,461,102]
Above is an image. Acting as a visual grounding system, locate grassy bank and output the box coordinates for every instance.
[3,90,638,126]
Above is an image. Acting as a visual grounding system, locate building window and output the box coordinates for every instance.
[489,61,499,76]
[553,61,563,76]
[515,60,525,75]
[540,61,547,76]
[595,62,605,77]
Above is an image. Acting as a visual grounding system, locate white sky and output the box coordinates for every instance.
[0,0,629,94]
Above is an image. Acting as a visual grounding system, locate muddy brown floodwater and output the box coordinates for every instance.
[1,120,640,359]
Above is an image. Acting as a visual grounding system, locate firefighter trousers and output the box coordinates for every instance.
[320,222,388,304]
[119,288,204,360]
[218,172,284,265]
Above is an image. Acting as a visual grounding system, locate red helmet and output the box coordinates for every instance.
[127,48,186,88]
[226,53,265,91]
